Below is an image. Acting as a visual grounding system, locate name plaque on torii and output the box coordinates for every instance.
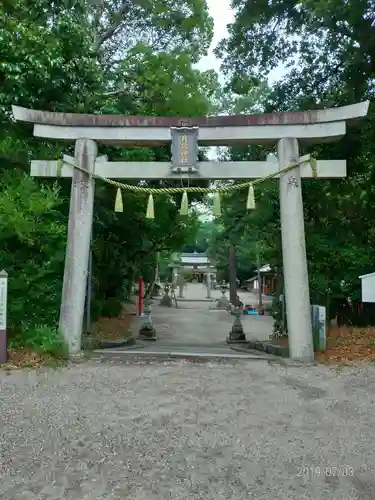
[170,126,199,174]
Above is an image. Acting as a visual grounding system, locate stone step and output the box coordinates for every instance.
[93,348,269,360]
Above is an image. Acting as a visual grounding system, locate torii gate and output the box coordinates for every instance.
[12,102,369,361]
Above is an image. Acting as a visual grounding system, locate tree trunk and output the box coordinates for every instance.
[126,267,136,301]
[229,243,237,304]
[143,252,159,299]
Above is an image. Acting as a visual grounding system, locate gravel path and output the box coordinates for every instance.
[1,358,375,500]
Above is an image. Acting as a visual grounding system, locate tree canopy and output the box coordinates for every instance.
[210,0,375,322]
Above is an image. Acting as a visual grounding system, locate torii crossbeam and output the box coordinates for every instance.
[12,101,369,361]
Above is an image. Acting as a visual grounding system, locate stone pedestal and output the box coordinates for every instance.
[226,305,247,344]
[215,288,230,310]
[160,284,172,307]
[139,301,156,340]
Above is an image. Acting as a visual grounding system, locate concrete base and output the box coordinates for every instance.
[238,340,290,358]
[226,336,247,345]
[94,349,268,360]
[139,328,157,341]
[160,295,172,307]
[91,337,137,349]
[69,351,86,362]
[139,335,157,341]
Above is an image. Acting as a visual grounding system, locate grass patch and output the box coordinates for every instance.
[9,323,68,357]
[3,324,68,369]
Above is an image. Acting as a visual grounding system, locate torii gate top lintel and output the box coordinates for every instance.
[12,102,369,127]
[11,101,369,146]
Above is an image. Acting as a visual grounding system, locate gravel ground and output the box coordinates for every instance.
[1,358,375,500]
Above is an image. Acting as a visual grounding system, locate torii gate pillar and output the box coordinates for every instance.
[278,138,312,361]
[59,138,97,355]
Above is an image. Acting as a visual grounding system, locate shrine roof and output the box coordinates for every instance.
[180,256,210,265]
[170,253,213,266]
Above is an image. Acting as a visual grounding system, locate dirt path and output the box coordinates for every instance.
[1,358,374,499]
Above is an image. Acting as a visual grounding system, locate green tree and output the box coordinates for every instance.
[0,0,219,339]
[214,0,375,320]
[0,169,66,330]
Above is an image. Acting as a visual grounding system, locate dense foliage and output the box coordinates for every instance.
[210,0,375,323]
[0,0,216,350]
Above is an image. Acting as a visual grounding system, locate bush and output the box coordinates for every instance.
[271,293,287,338]
[9,324,68,358]
[0,171,66,330]
[101,297,123,317]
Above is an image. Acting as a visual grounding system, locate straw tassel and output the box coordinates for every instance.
[246,183,256,210]
[310,157,318,178]
[146,194,155,219]
[179,190,189,215]
[212,192,221,216]
[114,188,123,212]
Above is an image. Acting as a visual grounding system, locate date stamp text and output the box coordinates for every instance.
[297,465,354,477]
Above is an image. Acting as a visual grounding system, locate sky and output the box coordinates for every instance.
[195,0,235,77]
[193,0,287,160]
[195,0,285,84]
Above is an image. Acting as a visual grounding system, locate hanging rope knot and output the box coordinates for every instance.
[57,154,318,218]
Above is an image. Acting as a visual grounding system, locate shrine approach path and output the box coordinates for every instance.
[126,282,274,356]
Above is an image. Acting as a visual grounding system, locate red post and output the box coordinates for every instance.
[138,276,143,316]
